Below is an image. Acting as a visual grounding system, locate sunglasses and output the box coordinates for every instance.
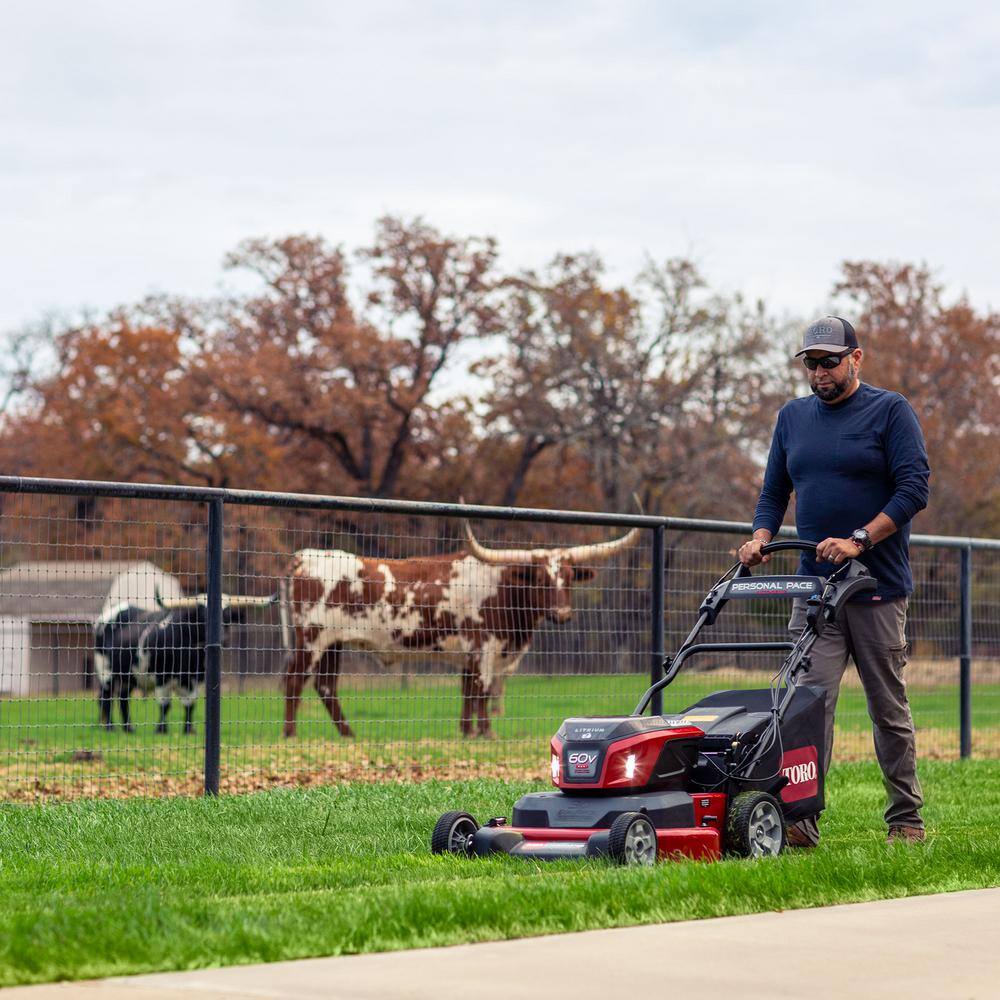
[803,349,853,370]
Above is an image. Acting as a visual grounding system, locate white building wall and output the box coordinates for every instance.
[0,616,31,696]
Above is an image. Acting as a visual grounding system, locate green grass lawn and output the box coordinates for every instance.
[0,760,998,987]
[4,672,998,747]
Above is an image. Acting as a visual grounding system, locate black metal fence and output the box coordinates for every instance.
[0,475,997,801]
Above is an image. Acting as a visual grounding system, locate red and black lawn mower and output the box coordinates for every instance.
[432,541,875,865]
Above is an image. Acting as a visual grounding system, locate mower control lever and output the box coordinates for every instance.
[820,570,877,621]
[805,593,823,633]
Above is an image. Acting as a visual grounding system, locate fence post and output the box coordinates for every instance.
[204,498,224,795]
[959,545,972,760]
[650,524,665,716]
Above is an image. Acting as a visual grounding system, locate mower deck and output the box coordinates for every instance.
[472,823,722,862]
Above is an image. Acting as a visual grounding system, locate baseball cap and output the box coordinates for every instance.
[794,316,859,357]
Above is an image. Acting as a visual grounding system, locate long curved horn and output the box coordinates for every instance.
[560,527,643,564]
[459,496,543,564]
[222,593,279,609]
[463,521,541,564]
[463,521,642,565]
[160,593,279,610]
[157,595,205,609]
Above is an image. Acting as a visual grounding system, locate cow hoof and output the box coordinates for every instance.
[122,724,135,734]
[101,722,113,731]
[337,727,355,740]
[155,725,168,735]
[283,727,297,739]
[183,725,194,735]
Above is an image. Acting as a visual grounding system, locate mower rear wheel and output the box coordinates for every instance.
[608,812,658,866]
[725,791,785,858]
[431,811,480,855]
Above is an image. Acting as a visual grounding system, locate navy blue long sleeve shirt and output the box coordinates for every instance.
[752,383,930,601]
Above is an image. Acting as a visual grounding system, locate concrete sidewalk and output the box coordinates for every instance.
[6,888,999,1000]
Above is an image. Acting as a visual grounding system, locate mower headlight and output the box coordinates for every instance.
[550,753,560,782]
[605,739,661,788]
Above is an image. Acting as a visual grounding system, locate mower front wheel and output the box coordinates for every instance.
[725,791,785,859]
[431,811,480,856]
[608,812,658,866]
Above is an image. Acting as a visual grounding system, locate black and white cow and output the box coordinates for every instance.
[94,603,161,732]
[94,593,273,733]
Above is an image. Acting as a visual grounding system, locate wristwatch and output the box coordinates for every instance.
[849,528,873,553]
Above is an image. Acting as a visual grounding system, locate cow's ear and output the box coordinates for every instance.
[572,565,596,582]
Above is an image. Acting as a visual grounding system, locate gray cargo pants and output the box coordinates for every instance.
[787,597,924,845]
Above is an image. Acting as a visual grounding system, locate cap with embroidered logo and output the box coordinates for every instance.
[794,316,859,358]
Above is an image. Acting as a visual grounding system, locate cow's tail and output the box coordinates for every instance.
[488,649,525,717]
[488,674,507,717]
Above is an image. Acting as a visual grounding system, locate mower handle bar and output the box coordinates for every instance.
[757,540,818,556]
[730,539,820,579]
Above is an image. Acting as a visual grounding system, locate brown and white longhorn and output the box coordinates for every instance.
[280,521,641,739]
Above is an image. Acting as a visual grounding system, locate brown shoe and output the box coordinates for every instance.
[887,825,926,844]
[785,824,818,849]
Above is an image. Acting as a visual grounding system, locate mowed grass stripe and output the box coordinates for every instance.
[1,760,999,986]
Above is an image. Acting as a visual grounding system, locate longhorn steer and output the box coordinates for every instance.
[281,524,641,739]
[93,594,273,733]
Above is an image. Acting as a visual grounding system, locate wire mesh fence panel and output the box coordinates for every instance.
[0,493,210,799]
[972,550,1000,757]
[905,547,963,759]
[0,480,997,803]
[216,505,652,789]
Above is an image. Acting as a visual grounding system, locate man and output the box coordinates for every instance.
[738,316,930,847]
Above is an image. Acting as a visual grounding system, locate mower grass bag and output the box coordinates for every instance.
[682,685,826,822]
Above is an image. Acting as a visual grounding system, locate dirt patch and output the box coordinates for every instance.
[0,758,548,803]
[698,659,998,689]
[902,659,999,688]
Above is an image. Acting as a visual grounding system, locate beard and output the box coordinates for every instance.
[811,361,856,401]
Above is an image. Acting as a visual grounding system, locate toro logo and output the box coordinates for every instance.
[568,751,598,774]
[779,746,819,802]
[807,323,836,341]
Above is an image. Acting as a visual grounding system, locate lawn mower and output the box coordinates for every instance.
[431,540,876,865]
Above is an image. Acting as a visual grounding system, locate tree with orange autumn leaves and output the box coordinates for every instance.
[833,261,1000,537]
[0,218,996,540]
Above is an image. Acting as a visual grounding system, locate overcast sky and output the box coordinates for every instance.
[3,1,998,334]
